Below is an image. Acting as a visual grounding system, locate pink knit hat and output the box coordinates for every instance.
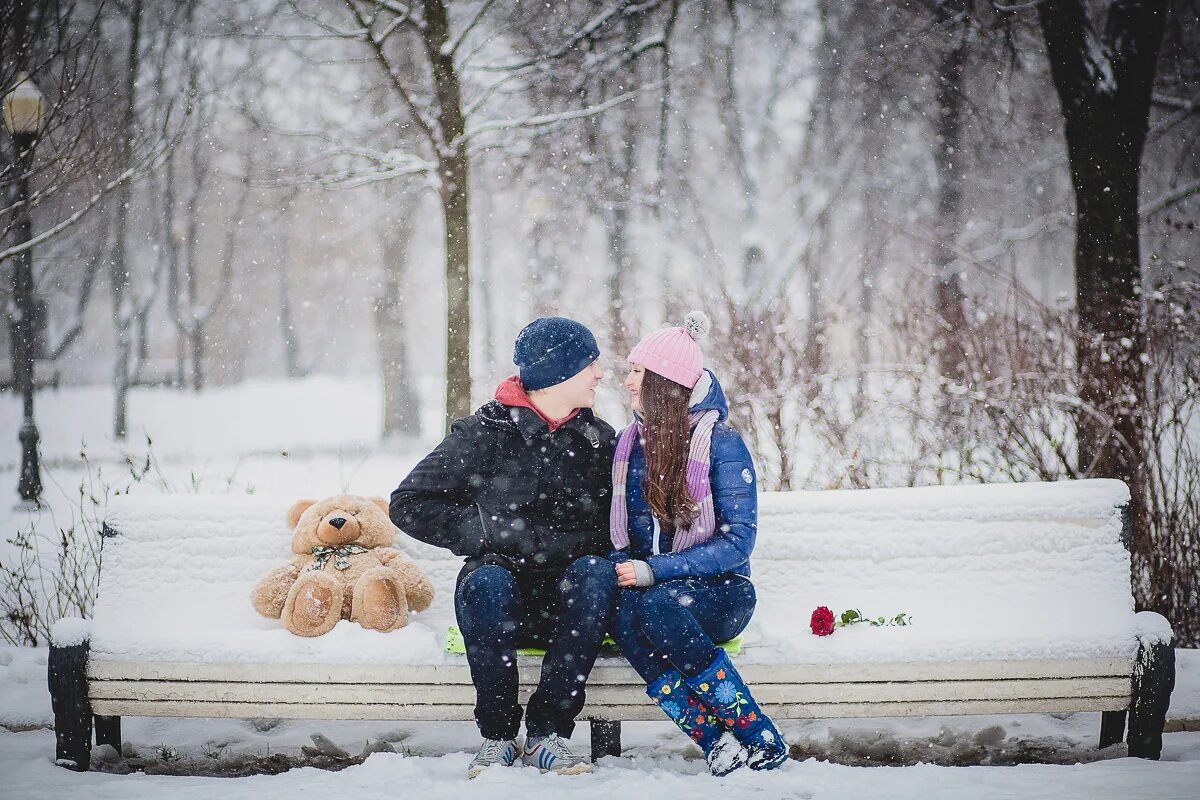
[627,311,710,389]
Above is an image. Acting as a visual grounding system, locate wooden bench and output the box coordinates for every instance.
[49,480,1174,771]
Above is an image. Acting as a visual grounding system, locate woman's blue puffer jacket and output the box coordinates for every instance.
[610,369,757,580]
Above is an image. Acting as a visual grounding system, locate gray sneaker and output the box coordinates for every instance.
[467,738,520,778]
[521,733,592,774]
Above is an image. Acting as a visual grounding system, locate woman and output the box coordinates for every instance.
[609,312,788,775]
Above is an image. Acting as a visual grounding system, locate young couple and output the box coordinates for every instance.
[389,314,787,779]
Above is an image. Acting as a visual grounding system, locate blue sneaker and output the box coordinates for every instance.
[521,733,592,774]
[467,738,519,778]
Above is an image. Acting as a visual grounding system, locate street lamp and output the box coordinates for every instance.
[3,74,46,505]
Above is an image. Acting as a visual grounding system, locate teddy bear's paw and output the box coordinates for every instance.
[353,568,410,632]
[283,572,343,637]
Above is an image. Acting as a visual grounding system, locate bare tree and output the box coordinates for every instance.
[317,0,473,430]
[108,0,145,439]
[930,1,971,382]
[1,1,144,386]
[1034,0,1169,610]
[373,191,420,439]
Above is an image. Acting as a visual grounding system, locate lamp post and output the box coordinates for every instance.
[3,74,46,505]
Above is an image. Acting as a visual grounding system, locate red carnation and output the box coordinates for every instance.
[810,605,836,636]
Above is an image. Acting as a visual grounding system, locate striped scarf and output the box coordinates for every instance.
[610,409,720,552]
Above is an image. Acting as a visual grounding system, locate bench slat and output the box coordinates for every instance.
[90,677,1132,705]
[88,695,1133,722]
[86,657,1134,685]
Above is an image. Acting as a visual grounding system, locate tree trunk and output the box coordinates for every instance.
[161,151,187,388]
[476,182,496,373]
[528,214,557,317]
[855,89,887,413]
[189,148,251,392]
[277,245,305,381]
[932,9,969,383]
[110,0,142,439]
[423,0,471,431]
[606,201,632,358]
[375,204,419,440]
[606,16,642,359]
[802,207,830,406]
[1036,0,1167,610]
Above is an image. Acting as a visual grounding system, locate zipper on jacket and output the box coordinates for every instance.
[651,517,661,555]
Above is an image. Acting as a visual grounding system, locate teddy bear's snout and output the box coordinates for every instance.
[316,512,361,544]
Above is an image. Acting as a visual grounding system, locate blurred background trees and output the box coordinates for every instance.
[1,0,1196,643]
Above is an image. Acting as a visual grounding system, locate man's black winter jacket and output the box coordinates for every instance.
[389,400,616,577]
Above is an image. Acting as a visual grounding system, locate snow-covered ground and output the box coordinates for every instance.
[0,644,1185,797]
[2,377,1199,797]
[2,658,1200,800]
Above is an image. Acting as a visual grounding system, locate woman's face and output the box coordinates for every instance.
[623,364,645,413]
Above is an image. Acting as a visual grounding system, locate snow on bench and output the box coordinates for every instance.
[48,479,1174,771]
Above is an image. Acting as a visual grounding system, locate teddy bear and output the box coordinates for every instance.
[251,495,434,637]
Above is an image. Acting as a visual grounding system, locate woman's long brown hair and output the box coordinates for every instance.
[640,369,698,532]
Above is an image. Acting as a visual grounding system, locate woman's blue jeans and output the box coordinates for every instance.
[454,555,617,740]
[613,574,756,682]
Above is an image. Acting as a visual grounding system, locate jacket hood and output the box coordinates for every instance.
[482,375,581,436]
[688,368,729,422]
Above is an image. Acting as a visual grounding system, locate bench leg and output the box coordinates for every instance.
[48,641,92,771]
[1099,710,1126,748]
[590,719,621,761]
[1127,638,1175,759]
[95,715,121,751]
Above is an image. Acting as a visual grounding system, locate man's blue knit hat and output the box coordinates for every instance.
[513,317,600,391]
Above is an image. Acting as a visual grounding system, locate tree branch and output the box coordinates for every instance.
[0,161,145,264]
[340,0,438,146]
[448,0,496,56]
[1141,177,1200,218]
[459,85,650,145]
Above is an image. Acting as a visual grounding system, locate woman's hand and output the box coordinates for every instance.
[615,560,654,588]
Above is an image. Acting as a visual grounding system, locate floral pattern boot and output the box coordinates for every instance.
[684,651,789,770]
[648,669,747,776]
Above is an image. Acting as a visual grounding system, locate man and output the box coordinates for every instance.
[390,317,617,778]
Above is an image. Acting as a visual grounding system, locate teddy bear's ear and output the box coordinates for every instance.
[371,497,389,516]
[286,499,317,529]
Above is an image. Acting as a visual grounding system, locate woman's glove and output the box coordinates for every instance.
[630,560,655,587]
[615,558,655,588]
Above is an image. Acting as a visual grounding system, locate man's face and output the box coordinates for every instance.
[541,359,605,409]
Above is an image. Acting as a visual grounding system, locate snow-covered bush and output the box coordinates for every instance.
[0,443,165,646]
[705,280,1200,647]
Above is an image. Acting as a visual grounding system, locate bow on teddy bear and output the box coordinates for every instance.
[251,495,434,637]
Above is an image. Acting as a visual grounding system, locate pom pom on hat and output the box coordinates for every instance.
[684,310,710,342]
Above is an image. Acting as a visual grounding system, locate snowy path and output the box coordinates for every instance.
[3,724,1200,800]
[4,645,1200,797]
[5,645,1200,800]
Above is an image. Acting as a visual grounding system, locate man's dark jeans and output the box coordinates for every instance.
[612,575,756,682]
[455,555,617,740]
